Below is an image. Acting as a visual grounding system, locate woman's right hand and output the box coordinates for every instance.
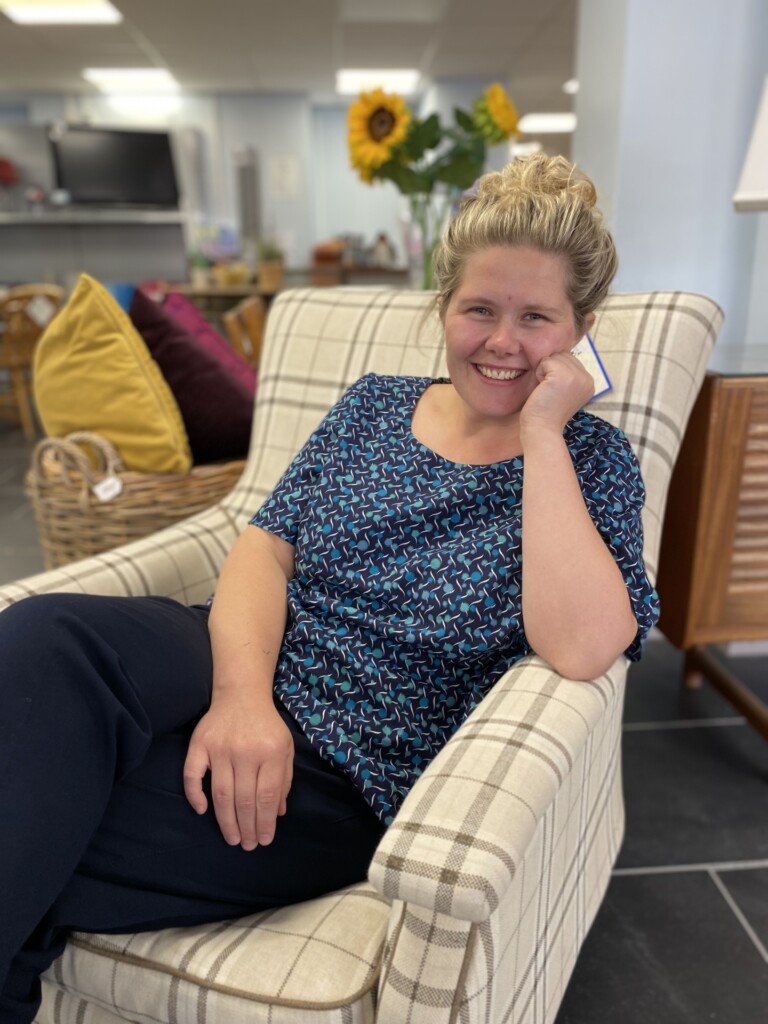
[183,693,294,850]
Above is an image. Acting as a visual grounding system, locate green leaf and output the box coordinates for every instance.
[433,154,484,189]
[419,113,442,148]
[454,107,476,133]
[377,161,433,195]
[402,113,443,160]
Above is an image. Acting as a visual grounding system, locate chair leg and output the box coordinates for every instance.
[10,368,37,441]
[683,648,704,689]
[685,644,768,741]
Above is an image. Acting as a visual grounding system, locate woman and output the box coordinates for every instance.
[0,154,658,1022]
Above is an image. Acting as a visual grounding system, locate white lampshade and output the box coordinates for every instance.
[734,77,768,212]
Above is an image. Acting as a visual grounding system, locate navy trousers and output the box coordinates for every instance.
[0,593,384,1024]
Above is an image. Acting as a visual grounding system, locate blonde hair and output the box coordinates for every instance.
[433,154,617,331]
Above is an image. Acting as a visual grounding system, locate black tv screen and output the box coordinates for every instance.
[49,125,180,208]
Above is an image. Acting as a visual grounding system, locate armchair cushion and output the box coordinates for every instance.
[33,274,192,475]
[43,886,389,1024]
[130,288,255,464]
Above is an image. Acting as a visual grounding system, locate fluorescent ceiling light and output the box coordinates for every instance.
[562,78,579,95]
[336,69,420,95]
[108,93,182,117]
[83,68,179,93]
[518,112,577,134]
[0,1,122,24]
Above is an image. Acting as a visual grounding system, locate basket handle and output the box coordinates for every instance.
[29,432,124,493]
[62,431,124,477]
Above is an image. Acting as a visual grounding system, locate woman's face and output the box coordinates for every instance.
[442,245,588,429]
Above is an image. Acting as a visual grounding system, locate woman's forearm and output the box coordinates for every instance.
[184,525,297,846]
[521,430,637,679]
[208,525,295,705]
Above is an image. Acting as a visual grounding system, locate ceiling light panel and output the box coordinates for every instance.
[340,0,447,24]
[83,67,180,92]
[0,1,122,24]
[518,112,577,134]
[336,69,420,95]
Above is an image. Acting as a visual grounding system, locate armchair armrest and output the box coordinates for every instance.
[369,653,628,923]
[0,505,240,611]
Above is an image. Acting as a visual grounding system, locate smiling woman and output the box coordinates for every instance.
[0,153,658,1024]
[420,154,642,677]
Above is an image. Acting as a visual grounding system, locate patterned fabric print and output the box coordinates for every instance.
[251,374,659,824]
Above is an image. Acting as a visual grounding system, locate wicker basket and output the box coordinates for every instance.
[24,431,246,569]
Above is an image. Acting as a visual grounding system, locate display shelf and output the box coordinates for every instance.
[0,210,187,226]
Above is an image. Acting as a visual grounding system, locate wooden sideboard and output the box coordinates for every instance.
[656,371,768,738]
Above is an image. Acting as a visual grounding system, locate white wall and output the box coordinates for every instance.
[214,93,313,267]
[574,0,768,358]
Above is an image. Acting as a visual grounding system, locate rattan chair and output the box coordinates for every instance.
[0,286,722,1024]
[0,284,64,440]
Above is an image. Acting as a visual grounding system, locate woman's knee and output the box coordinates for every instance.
[1,593,212,730]
[0,593,89,643]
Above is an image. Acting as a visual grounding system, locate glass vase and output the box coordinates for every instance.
[407,192,453,290]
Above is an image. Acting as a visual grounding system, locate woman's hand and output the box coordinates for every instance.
[183,693,294,850]
[519,351,594,441]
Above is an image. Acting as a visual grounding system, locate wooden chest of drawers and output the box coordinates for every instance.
[656,371,768,737]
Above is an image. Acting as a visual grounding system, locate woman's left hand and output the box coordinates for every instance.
[519,351,594,439]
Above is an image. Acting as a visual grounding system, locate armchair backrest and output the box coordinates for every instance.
[225,288,723,582]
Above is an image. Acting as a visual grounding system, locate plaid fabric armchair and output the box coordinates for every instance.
[0,287,722,1024]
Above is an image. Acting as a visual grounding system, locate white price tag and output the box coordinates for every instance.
[92,475,124,503]
[571,334,612,401]
[26,294,57,328]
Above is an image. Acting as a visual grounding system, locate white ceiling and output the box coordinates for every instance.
[0,0,578,116]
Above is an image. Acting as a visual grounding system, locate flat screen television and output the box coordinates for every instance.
[48,125,180,208]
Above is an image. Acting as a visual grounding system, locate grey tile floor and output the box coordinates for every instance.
[1,420,767,1022]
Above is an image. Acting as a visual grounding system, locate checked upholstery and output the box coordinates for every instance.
[0,287,722,1024]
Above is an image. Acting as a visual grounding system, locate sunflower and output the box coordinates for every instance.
[349,147,375,184]
[347,88,412,172]
[472,83,520,144]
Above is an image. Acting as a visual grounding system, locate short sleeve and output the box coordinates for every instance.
[250,375,373,545]
[575,423,660,660]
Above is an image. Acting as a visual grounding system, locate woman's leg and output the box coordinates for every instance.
[0,594,384,1023]
[0,592,214,1020]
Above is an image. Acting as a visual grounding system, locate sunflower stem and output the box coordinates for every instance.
[409,192,445,290]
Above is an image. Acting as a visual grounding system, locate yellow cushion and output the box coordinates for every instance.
[34,274,192,474]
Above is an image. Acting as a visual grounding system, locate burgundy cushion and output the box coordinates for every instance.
[129,288,253,464]
[162,291,257,395]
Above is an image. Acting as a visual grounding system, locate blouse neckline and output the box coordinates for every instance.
[407,377,525,471]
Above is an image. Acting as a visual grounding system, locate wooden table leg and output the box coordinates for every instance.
[686,645,768,742]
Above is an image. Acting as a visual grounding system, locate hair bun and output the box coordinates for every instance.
[480,153,598,210]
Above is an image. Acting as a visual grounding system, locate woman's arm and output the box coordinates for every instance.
[183,525,296,850]
[520,353,638,680]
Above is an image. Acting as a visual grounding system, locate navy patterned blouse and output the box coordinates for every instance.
[251,374,659,824]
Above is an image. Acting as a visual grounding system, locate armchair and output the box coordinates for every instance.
[0,286,722,1024]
